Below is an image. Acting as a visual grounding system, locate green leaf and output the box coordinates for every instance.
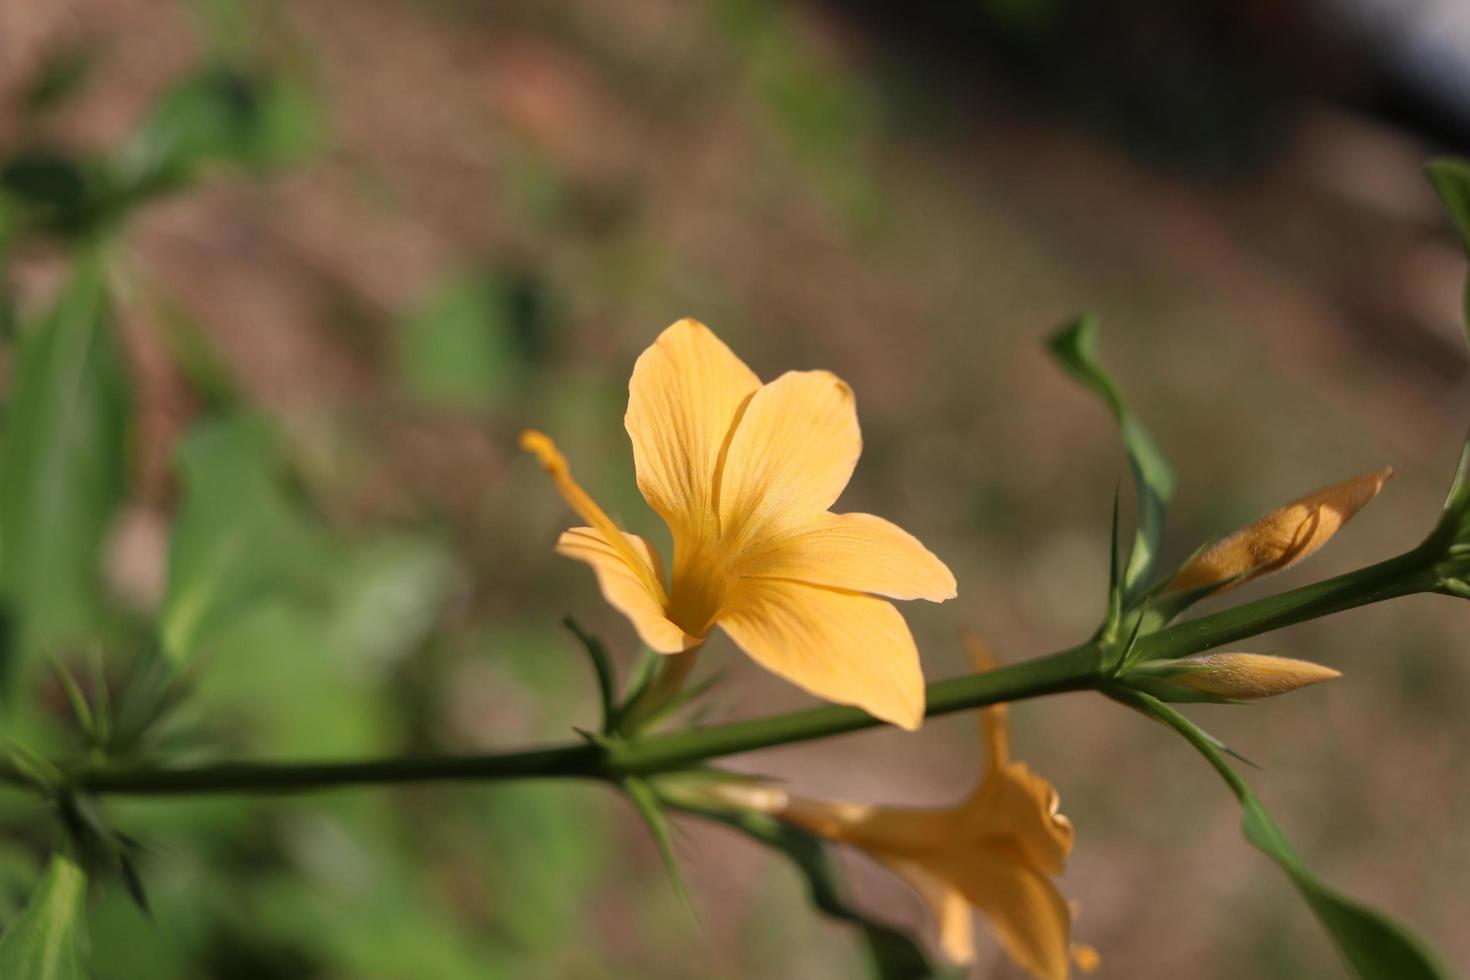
[1427,159,1470,256]
[685,802,951,980]
[1102,486,1123,647]
[1241,798,1447,979]
[1428,427,1470,551]
[1048,315,1175,601]
[0,854,89,980]
[160,415,325,665]
[1427,159,1470,340]
[0,260,128,672]
[118,66,318,202]
[563,618,616,733]
[1129,692,1449,980]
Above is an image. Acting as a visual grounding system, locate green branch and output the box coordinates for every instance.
[0,545,1440,799]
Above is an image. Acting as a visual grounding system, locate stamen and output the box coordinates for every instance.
[521,430,668,603]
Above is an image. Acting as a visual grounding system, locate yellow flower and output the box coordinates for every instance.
[720,637,1090,979]
[522,319,955,730]
[1170,652,1341,700]
[1168,467,1393,594]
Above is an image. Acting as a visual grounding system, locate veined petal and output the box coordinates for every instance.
[736,512,956,602]
[718,579,924,729]
[882,856,976,965]
[624,319,760,537]
[716,370,862,545]
[556,527,696,653]
[944,843,1073,980]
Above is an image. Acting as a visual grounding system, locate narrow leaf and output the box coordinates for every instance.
[1427,159,1470,256]
[160,415,324,665]
[1241,798,1446,979]
[1130,692,1448,980]
[563,618,616,733]
[0,260,127,672]
[0,854,89,980]
[1048,315,1175,599]
[1427,158,1470,340]
[622,776,693,913]
[119,66,318,202]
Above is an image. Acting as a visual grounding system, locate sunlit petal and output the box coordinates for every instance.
[625,319,760,539]
[736,512,956,601]
[556,527,696,653]
[716,370,862,545]
[719,579,924,730]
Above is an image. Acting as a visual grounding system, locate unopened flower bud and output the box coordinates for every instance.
[1169,467,1393,593]
[1172,653,1341,700]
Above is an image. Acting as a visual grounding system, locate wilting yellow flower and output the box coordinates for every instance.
[1171,652,1341,700]
[718,637,1089,979]
[522,319,955,729]
[1168,467,1393,594]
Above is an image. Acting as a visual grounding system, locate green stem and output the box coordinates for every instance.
[8,546,1441,799]
[37,644,1098,797]
[1132,547,1438,663]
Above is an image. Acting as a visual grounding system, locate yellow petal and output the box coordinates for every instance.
[964,633,1074,876]
[969,760,1074,877]
[624,319,760,538]
[716,370,862,545]
[1169,467,1393,593]
[718,579,924,730]
[883,857,976,965]
[521,429,666,601]
[1171,652,1341,700]
[780,796,955,852]
[736,512,956,601]
[963,633,1010,770]
[556,527,696,653]
[944,843,1073,980]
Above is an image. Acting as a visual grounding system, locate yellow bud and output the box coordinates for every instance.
[1169,467,1393,593]
[667,779,790,815]
[1172,653,1341,700]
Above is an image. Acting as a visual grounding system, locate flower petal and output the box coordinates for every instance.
[624,319,761,538]
[944,843,1073,980]
[883,857,976,965]
[736,512,956,602]
[969,761,1074,877]
[1168,466,1393,593]
[557,527,697,653]
[716,370,862,545]
[963,634,1011,771]
[718,579,924,729]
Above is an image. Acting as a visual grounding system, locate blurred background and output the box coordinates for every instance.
[2,0,1470,977]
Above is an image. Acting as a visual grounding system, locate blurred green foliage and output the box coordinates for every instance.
[0,261,126,680]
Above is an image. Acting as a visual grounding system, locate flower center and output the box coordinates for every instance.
[667,534,734,637]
